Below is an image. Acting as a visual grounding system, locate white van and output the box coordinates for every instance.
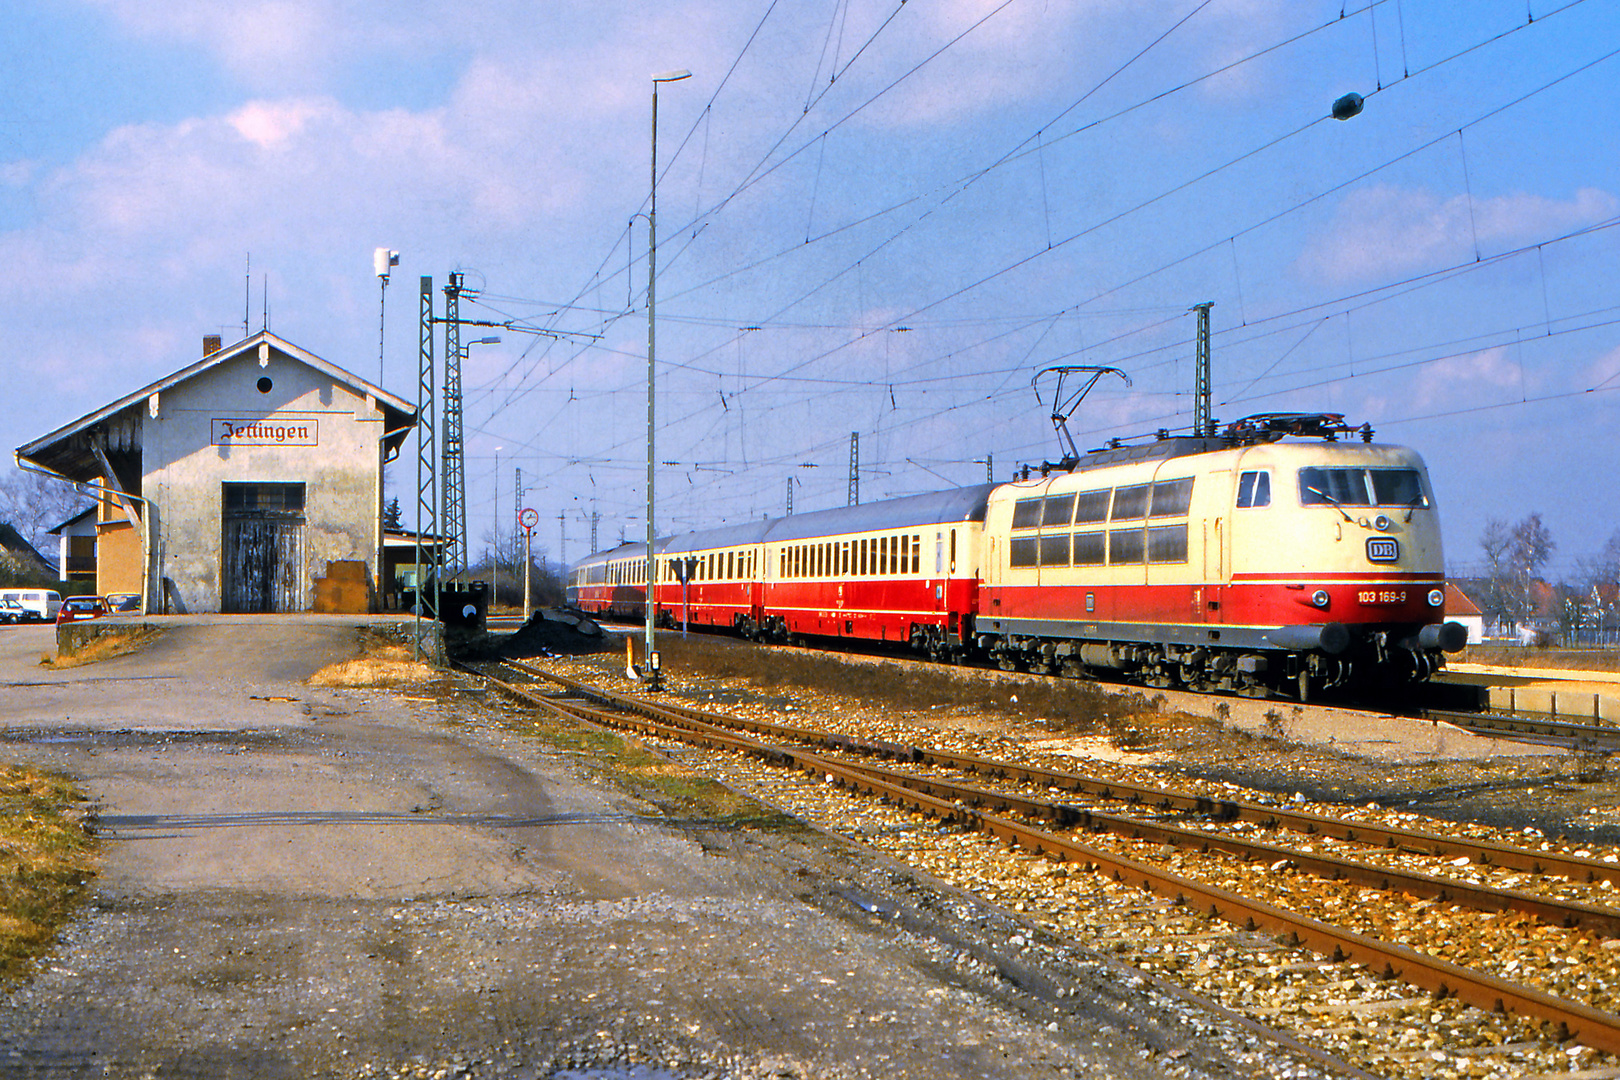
[0,589,63,622]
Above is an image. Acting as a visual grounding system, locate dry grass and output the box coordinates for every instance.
[0,765,97,981]
[307,640,438,688]
[42,626,163,670]
[1461,645,1620,673]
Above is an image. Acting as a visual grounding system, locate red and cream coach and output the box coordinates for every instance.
[567,413,1466,699]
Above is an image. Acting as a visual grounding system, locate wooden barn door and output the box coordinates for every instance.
[222,483,306,612]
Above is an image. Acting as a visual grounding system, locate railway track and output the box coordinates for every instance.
[466,656,1620,1077]
[1426,708,1620,755]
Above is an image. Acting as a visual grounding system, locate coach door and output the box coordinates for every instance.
[222,482,306,612]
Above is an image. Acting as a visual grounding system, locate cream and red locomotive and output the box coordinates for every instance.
[568,414,1466,698]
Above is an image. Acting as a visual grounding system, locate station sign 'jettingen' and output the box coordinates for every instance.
[211,418,319,447]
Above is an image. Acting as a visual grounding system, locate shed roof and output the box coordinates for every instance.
[15,331,418,482]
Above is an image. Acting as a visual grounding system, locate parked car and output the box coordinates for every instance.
[56,596,110,624]
[103,592,142,614]
[0,589,63,622]
[0,598,26,624]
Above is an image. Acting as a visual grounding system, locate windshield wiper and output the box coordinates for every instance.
[1307,487,1354,523]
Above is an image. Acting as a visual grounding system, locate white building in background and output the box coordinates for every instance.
[16,332,417,614]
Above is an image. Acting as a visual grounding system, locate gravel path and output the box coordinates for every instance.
[0,619,1334,1078]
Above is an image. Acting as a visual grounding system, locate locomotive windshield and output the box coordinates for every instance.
[1298,467,1427,508]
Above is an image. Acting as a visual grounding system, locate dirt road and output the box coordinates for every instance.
[0,618,1324,1078]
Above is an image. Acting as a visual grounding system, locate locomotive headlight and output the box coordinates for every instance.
[1311,589,1331,609]
[1427,588,1445,608]
[1374,515,1391,532]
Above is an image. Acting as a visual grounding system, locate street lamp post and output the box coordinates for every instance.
[645,67,691,690]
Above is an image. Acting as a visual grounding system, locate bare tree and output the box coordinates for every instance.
[1479,513,1557,636]
[0,468,92,552]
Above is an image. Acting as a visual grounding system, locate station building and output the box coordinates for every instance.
[15,331,418,614]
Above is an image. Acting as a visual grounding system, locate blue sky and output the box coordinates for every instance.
[3,0,1617,579]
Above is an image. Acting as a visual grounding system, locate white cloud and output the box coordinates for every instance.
[1298,183,1618,284]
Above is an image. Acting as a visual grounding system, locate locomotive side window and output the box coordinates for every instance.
[1074,489,1109,524]
[1039,533,1069,566]
[1109,528,1145,564]
[1148,525,1188,563]
[1012,498,1044,529]
[1111,484,1149,520]
[1072,532,1105,565]
[1149,478,1194,517]
[1237,471,1270,508]
[1042,493,1076,527]
[1009,536,1038,567]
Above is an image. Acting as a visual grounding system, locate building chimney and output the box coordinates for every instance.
[203,335,222,357]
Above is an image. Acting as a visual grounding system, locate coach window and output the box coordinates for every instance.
[1074,489,1109,524]
[935,532,944,574]
[1237,471,1270,508]
[949,528,956,572]
[1111,484,1149,520]
[912,534,921,574]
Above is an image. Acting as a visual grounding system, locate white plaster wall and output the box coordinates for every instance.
[143,346,383,612]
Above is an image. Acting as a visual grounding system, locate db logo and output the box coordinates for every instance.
[1366,537,1399,563]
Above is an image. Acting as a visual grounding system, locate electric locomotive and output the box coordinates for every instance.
[975,413,1465,699]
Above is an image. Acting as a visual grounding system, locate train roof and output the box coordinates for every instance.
[765,483,998,543]
[662,519,774,555]
[569,484,1000,571]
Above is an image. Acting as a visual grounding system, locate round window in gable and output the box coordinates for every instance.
[257,377,273,394]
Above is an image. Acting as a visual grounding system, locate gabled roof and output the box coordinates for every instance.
[15,331,418,481]
[1443,581,1483,617]
[0,522,53,575]
[47,506,98,535]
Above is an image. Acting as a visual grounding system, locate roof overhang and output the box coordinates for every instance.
[14,331,419,483]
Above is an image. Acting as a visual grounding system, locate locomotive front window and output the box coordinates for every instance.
[1074,489,1110,524]
[1111,484,1149,520]
[1042,493,1076,527]
[1012,498,1044,529]
[1039,533,1069,566]
[1072,531,1106,566]
[1298,467,1426,508]
[1009,536,1038,567]
[1149,478,1194,517]
[1299,467,1371,507]
[1370,469,1427,508]
[1237,470,1270,508]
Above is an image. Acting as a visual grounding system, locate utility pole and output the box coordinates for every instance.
[515,467,523,609]
[558,510,566,570]
[442,274,466,578]
[987,453,993,483]
[413,276,437,660]
[492,447,500,610]
[786,478,793,517]
[1192,301,1214,437]
[590,508,599,553]
[847,431,859,507]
